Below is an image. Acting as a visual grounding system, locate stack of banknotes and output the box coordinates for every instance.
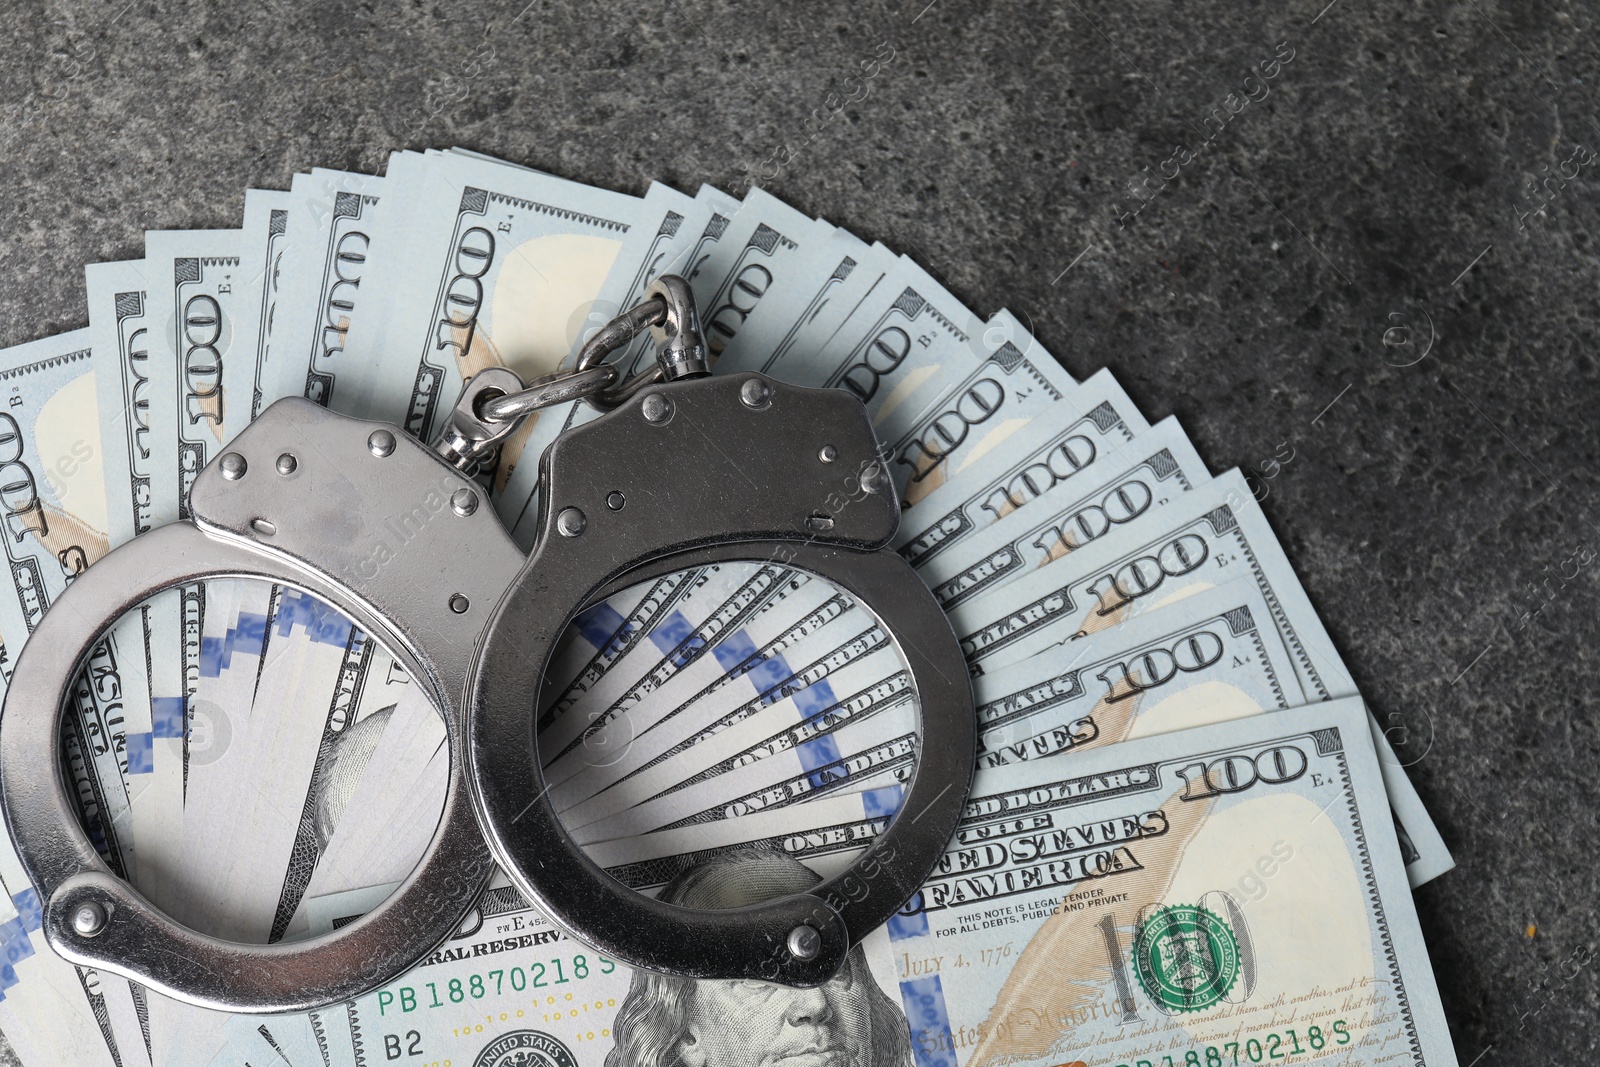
[0,148,1460,1065]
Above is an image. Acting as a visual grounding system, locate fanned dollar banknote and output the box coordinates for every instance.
[0,147,1457,1067]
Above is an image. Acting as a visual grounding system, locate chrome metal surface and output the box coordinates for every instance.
[436,274,705,455]
[645,275,709,382]
[640,391,672,424]
[787,925,821,961]
[575,276,708,412]
[555,507,587,537]
[434,365,526,471]
[575,297,667,412]
[739,377,772,409]
[476,364,619,424]
[72,902,106,937]
[0,398,526,1014]
[467,372,975,987]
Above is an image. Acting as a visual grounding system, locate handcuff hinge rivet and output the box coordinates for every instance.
[819,445,838,463]
[451,488,479,517]
[71,901,107,938]
[740,378,772,409]
[606,491,626,511]
[556,507,587,538]
[787,924,821,961]
[449,594,470,614]
[275,453,298,476]
[641,393,672,424]
[368,429,397,458]
[219,452,247,480]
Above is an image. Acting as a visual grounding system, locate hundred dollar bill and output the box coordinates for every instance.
[553,181,699,372]
[920,417,1209,612]
[263,161,413,413]
[782,256,992,434]
[894,367,1152,566]
[886,312,1079,509]
[543,584,651,697]
[571,580,1298,845]
[715,230,897,375]
[141,229,247,913]
[545,567,840,801]
[0,330,115,591]
[332,819,908,1067]
[559,702,1457,1065]
[950,471,1338,686]
[220,699,1453,1067]
[557,587,901,823]
[87,259,162,544]
[539,562,807,769]
[867,696,1456,1067]
[86,260,188,913]
[231,188,293,424]
[949,470,1454,886]
[176,582,439,946]
[171,579,272,938]
[140,631,448,1065]
[687,187,835,362]
[552,575,891,812]
[200,1012,329,1067]
[275,655,445,942]
[143,228,243,508]
[537,569,702,734]
[338,151,644,472]
[0,331,167,891]
[676,185,750,285]
[579,782,906,891]
[567,642,912,843]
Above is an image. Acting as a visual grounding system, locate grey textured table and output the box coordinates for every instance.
[1,0,1594,1059]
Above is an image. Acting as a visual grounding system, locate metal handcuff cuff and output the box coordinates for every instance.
[0,276,976,1014]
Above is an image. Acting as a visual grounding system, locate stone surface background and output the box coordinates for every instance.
[1,0,1596,1059]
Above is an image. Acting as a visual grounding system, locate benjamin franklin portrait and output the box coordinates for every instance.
[605,850,914,1067]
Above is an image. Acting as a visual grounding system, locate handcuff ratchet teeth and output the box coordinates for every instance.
[0,274,976,1011]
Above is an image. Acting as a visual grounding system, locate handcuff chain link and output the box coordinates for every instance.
[434,275,708,472]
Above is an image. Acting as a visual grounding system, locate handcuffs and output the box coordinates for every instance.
[0,277,975,1013]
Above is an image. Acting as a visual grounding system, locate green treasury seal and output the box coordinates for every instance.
[472,1029,580,1067]
[1132,904,1241,1013]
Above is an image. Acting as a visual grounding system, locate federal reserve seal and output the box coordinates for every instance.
[472,1029,580,1067]
[1132,904,1241,1012]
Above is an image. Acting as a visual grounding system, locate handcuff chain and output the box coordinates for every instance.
[434,275,708,471]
